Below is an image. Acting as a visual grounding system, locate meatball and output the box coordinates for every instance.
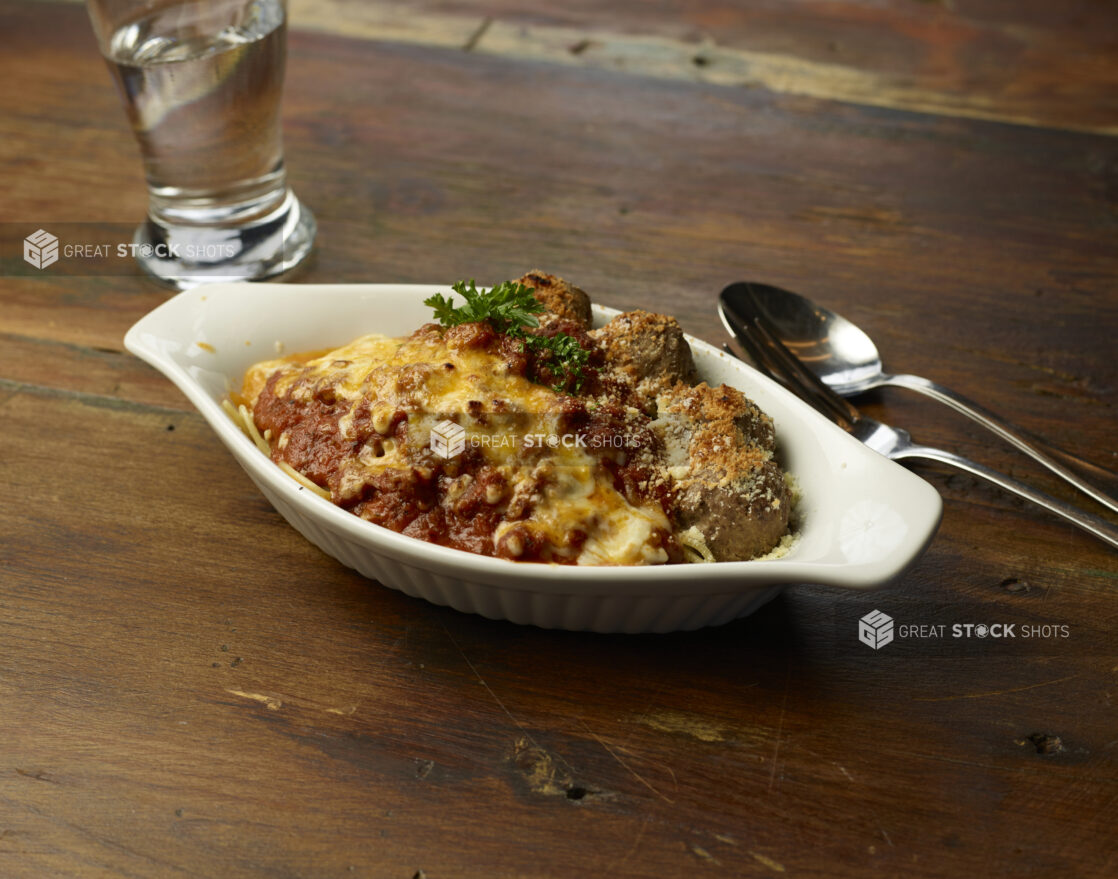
[514,270,593,329]
[672,462,789,562]
[654,383,790,561]
[591,309,700,403]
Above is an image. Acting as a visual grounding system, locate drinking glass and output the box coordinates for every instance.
[86,0,315,288]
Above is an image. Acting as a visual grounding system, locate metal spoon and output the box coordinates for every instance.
[719,281,1118,515]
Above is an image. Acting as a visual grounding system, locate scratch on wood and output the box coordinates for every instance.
[913,675,1078,702]
[749,850,786,872]
[616,743,678,791]
[225,688,283,710]
[462,16,492,52]
[768,664,792,792]
[441,624,579,780]
[442,626,524,729]
[604,818,649,872]
[881,750,1050,773]
[15,768,57,784]
[619,678,668,747]
[325,704,357,715]
[833,762,855,782]
[578,719,674,803]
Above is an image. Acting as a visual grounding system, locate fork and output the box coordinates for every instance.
[722,313,1118,551]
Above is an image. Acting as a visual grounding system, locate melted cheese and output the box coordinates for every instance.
[244,331,673,566]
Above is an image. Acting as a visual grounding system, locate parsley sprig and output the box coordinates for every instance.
[426,280,544,335]
[425,279,591,393]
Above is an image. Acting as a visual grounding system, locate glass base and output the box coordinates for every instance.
[134,188,315,290]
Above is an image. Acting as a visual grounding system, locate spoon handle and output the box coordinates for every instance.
[886,373,1118,515]
[893,443,1118,551]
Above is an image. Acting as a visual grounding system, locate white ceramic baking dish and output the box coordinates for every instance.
[124,282,942,633]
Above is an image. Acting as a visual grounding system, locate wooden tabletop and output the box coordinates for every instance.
[2,1,1116,876]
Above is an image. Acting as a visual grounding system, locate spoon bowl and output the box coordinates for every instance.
[719,282,889,395]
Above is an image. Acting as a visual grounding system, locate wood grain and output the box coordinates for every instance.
[1,1,1116,877]
[46,0,1118,133]
[280,0,1118,135]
